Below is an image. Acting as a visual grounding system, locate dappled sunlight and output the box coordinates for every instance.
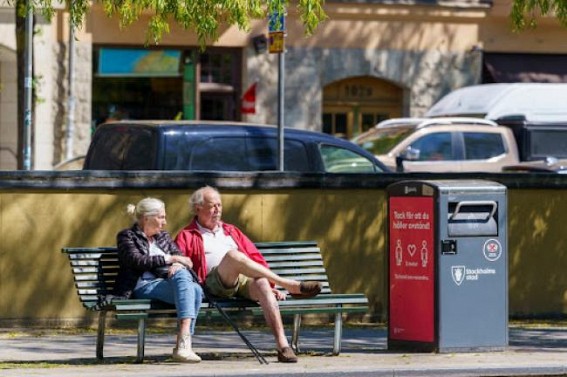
[532,215,548,239]
[221,189,388,319]
[507,190,567,316]
[4,185,567,324]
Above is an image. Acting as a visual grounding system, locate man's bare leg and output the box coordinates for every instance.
[216,250,303,295]
[248,278,289,350]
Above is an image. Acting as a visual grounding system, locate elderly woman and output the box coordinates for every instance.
[113,197,203,363]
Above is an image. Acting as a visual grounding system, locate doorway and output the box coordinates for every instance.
[322,76,404,139]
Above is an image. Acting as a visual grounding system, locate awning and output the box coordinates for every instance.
[483,53,567,83]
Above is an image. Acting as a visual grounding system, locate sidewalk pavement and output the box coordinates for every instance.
[2,324,567,377]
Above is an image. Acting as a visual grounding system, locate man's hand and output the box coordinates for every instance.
[273,288,286,301]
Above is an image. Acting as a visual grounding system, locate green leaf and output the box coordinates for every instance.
[26,0,326,46]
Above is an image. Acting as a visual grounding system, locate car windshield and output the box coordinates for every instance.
[354,125,417,155]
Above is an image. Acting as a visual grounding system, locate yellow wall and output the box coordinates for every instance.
[0,188,386,321]
[2,186,567,322]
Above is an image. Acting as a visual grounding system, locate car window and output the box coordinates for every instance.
[410,132,453,161]
[87,130,125,170]
[357,126,415,155]
[164,135,311,171]
[463,132,505,160]
[122,129,156,169]
[529,130,567,159]
[319,144,378,173]
[163,131,192,169]
[189,137,249,171]
[247,137,310,171]
[283,140,310,171]
[87,127,155,170]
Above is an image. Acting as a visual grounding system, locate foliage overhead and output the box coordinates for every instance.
[13,0,327,45]
[511,0,567,30]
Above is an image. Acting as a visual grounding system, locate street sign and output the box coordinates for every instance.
[268,12,285,32]
[269,31,285,54]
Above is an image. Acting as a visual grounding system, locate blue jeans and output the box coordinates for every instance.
[133,268,203,334]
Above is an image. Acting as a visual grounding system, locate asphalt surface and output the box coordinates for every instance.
[1,324,567,377]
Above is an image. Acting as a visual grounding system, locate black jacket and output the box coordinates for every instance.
[112,223,181,298]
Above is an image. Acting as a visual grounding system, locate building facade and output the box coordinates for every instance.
[0,0,566,169]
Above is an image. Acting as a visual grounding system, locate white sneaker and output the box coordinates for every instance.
[172,333,201,363]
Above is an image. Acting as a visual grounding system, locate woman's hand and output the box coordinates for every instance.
[171,255,193,269]
[168,262,185,278]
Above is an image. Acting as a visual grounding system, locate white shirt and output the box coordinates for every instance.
[135,241,167,290]
[197,221,238,273]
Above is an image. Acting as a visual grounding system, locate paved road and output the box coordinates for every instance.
[1,324,567,376]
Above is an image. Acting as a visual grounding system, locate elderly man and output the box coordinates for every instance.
[175,186,322,363]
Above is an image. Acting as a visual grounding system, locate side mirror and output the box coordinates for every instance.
[404,146,420,161]
[395,147,420,172]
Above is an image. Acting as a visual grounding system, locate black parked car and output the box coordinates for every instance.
[83,121,390,173]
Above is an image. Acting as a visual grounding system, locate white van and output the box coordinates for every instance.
[425,83,567,122]
[425,83,567,163]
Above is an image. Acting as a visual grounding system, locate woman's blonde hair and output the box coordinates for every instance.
[126,197,165,221]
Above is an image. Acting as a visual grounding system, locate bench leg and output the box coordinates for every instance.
[136,318,146,363]
[96,310,107,360]
[333,308,343,356]
[291,314,301,353]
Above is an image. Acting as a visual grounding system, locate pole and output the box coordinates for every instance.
[22,2,33,170]
[66,23,76,160]
[187,269,268,365]
[277,51,285,171]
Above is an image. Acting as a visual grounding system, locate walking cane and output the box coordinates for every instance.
[188,269,269,365]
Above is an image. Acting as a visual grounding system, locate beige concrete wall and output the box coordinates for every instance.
[0,59,17,170]
[86,3,490,52]
[0,6,17,170]
[1,187,567,322]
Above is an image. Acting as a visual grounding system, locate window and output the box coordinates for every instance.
[319,145,378,173]
[189,137,249,171]
[322,112,348,138]
[464,132,505,160]
[248,138,310,171]
[357,126,416,155]
[87,127,156,169]
[410,133,453,161]
[199,50,241,120]
[87,129,128,169]
[163,135,310,171]
[529,130,567,159]
[122,129,156,169]
[200,52,234,85]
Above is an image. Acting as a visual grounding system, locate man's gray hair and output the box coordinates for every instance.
[188,186,219,214]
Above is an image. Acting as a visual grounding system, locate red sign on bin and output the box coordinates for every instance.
[389,196,435,342]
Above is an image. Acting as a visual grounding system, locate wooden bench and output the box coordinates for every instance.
[61,241,369,362]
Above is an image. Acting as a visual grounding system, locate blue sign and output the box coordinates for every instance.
[268,12,286,32]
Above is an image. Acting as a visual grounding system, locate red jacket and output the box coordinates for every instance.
[175,218,270,284]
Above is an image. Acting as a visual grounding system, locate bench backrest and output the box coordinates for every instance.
[62,241,331,310]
